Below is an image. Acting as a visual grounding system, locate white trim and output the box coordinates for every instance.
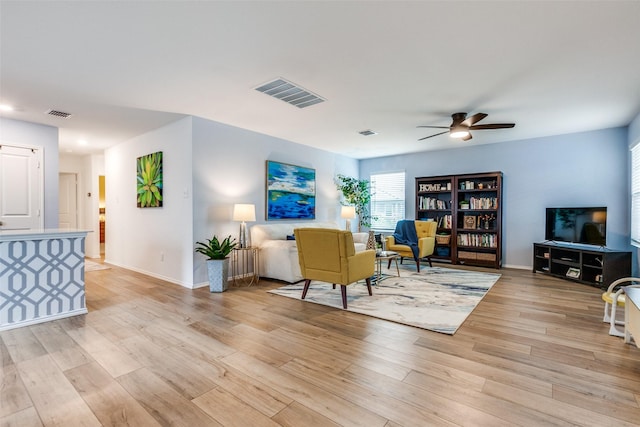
[0,308,88,332]
[103,258,195,289]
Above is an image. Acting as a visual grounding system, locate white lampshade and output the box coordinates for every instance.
[341,206,356,219]
[233,204,256,222]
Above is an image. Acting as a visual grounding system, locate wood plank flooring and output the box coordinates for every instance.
[1,262,640,426]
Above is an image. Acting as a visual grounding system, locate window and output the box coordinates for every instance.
[370,171,405,231]
[632,144,640,247]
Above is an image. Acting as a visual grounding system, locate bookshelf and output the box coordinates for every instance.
[416,171,502,268]
[416,175,454,261]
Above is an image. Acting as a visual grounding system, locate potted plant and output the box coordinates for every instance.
[195,235,237,292]
[335,174,375,231]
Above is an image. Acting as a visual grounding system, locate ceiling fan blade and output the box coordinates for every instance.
[469,123,515,130]
[461,133,473,141]
[461,113,487,127]
[418,131,449,141]
[417,125,449,129]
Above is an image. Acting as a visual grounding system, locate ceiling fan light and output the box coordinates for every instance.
[450,127,470,139]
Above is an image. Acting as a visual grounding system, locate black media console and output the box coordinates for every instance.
[533,242,631,289]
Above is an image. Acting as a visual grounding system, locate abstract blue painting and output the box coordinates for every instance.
[266,160,316,220]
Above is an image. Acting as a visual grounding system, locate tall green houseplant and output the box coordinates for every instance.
[335,174,374,231]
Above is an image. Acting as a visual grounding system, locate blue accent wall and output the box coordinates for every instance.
[360,127,631,269]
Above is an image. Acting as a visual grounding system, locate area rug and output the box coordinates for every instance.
[85,259,110,272]
[268,266,501,334]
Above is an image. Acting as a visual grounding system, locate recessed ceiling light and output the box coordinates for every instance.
[78,139,88,145]
[0,104,14,112]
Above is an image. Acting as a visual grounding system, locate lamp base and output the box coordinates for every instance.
[239,222,247,248]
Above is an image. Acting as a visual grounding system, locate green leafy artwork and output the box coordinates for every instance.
[136,151,163,208]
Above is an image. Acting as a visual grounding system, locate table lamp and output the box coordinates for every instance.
[233,203,256,248]
[341,206,356,231]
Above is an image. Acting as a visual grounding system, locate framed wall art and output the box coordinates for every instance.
[266,160,315,220]
[136,151,163,208]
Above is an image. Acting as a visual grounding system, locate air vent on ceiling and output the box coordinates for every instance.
[359,129,377,136]
[46,109,72,118]
[255,78,325,108]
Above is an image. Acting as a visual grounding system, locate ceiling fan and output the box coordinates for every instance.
[418,112,515,141]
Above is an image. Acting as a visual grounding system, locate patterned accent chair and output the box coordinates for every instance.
[385,220,437,272]
[294,228,376,309]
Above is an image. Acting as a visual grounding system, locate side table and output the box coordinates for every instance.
[374,250,400,284]
[231,247,259,286]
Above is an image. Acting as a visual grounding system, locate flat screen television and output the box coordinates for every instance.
[545,207,607,246]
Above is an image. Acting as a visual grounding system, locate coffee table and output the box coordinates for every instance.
[375,250,400,283]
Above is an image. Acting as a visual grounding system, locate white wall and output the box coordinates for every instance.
[191,116,358,287]
[104,115,358,288]
[360,127,631,270]
[0,117,59,227]
[105,117,194,286]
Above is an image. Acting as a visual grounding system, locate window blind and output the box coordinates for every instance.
[370,171,405,231]
[631,145,640,247]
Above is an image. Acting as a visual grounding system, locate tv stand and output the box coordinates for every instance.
[533,242,631,289]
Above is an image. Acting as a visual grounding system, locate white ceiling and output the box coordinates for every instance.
[1,1,639,159]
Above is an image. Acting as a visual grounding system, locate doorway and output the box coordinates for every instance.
[58,172,78,229]
[0,144,43,230]
[99,175,105,256]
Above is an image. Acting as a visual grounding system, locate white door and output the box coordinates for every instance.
[0,144,43,230]
[58,173,77,229]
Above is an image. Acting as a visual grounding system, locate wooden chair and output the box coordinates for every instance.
[602,277,640,337]
[294,228,376,309]
[385,220,437,272]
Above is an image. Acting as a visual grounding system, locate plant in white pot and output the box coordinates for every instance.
[195,235,237,292]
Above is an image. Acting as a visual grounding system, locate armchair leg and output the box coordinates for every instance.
[387,259,392,269]
[428,256,433,268]
[416,258,420,273]
[365,278,372,296]
[332,284,336,289]
[301,280,311,300]
[340,285,348,309]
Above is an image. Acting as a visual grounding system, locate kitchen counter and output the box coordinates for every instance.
[0,228,90,330]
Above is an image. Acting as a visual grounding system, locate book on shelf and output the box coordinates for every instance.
[467,196,498,209]
[457,233,497,248]
[566,267,580,278]
[417,196,450,210]
[437,215,452,229]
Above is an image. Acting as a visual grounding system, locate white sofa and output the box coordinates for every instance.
[250,222,368,283]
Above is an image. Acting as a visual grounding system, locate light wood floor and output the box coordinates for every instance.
[1,262,640,426]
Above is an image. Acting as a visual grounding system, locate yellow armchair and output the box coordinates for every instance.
[294,228,376,309]
[385,220,437,272]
